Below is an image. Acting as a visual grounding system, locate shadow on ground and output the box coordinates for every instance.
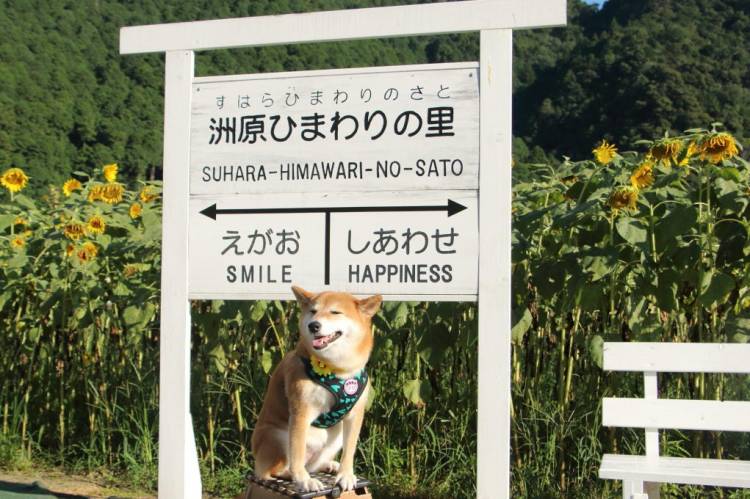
[0,480,87,499]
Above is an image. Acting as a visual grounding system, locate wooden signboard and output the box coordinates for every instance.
[119,1,567,498]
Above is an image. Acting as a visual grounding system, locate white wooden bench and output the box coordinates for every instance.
[599,342,750,499]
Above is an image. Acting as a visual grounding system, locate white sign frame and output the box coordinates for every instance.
[120,2,566,498]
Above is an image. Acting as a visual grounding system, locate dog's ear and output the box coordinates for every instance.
[358,295,382,318]
[291,285,314,306]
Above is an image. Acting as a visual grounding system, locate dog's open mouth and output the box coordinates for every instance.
[312,331,342,350]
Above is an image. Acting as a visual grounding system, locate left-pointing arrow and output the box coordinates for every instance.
[199,199,467,220]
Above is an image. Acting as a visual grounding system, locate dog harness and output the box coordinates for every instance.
[301,357,369,429]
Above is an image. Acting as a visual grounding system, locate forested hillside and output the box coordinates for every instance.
[0,0,747,189]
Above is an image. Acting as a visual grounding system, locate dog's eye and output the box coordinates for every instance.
[310,309,317,314]
[330,310,341,315]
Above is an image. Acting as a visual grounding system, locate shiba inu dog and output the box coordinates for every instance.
[251,286,382,492]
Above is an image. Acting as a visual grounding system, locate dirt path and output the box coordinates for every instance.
[0,469,155,498]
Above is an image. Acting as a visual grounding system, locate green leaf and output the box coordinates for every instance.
[391,302,410,329]
[616,217,648,245]
[122,305,142,327]
[12,194,36,210]
[251,301,267,322]
[511,307,532,344]
[210,344,226,374]
[261,349,273,374]
[698,271,735,308]
[589,335,604,369]
[402,379,431,407]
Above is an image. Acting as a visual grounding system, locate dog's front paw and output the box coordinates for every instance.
[335,471,357,491]
[322,460,340,474]
[293,472,324,492]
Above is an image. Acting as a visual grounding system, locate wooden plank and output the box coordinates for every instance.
[190,64,480,195]
[477,29,512,499]
[192,61,478,84]
[187,190,479,298]
[643,372,659,458]
[600,454,750,488]
[158,50,202,498]
[603,398,750,432]
[120,0,566,54]
[188,292,478,302]
[603,342,750,373]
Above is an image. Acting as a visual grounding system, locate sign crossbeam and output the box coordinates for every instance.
[120,0,566,54]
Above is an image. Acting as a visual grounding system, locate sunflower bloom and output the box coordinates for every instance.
[631,161,655,190]
[10,237,25,249]
[649,138,683,166]
[139,186,158,203]
[99,183,124,205]
[63,223,86,241]
[13,217,27,227]
[129,202,142,219]
[310,354,334,376]
[608,186,639,211]
[65,244,75,257]
[593,140,617,165]
[62,179,82,196]
[87,215,106,235]
[77,241,98,263]
[1,168,29,193]
[678,142,698,166]
[88,185,103,202]
[699,132,740,164]
[103,163,118,183]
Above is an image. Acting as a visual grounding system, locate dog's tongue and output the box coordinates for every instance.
[312,336,329,348]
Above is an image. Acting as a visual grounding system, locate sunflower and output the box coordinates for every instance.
[103,163,118,183]
[13,217,27,227]
[699,132,740,164]
[77,241,98,263]
[63,223,86,241]
[65,244,75,257]
[649,138,683,166]
[87,215,106,235]
[678,142,698,167]
[10,237,25,249]
[592,140,617,165]
[631,161,655,190]
[99,183,124,205]
[608,186,639,211]
[129,202,142,219]
[62,179,82,196]
[139,186,158,203]
[310,354,334,376]
[88,185,103,202]
[1,168,29,193]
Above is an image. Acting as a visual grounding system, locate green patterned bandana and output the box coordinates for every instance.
[300,357,368,429]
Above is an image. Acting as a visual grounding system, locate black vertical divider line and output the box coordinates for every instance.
[324,211,331,285]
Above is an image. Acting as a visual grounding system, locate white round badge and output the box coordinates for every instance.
[343,378,359,395]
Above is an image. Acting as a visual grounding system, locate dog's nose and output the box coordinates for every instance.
[308,321,321,334]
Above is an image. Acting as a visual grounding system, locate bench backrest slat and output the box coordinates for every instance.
[603,343,750,373]
[603,398,750,432]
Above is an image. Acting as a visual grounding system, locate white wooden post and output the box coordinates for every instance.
[478,29,513,499]
[643,372,660,499]
[159,50,202,498]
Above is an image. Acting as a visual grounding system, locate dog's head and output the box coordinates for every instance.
[292,285,382,370]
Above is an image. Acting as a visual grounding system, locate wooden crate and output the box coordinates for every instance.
[238,472,372,499]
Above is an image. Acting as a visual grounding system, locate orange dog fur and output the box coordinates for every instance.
[251,286,382,492]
